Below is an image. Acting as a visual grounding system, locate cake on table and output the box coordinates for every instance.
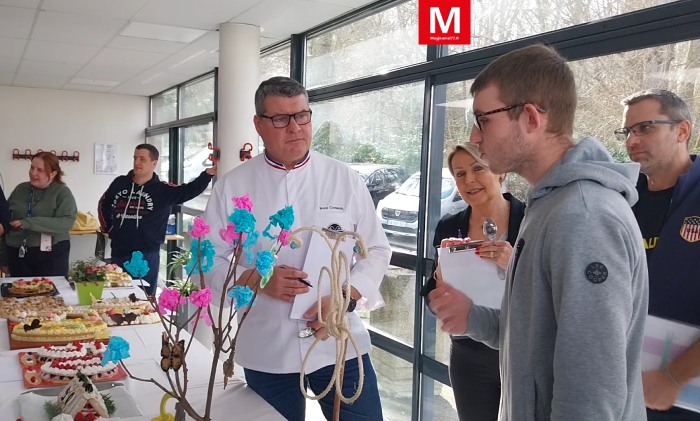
[20,340,119,386]
[11,318,109,343]
[0,296,68,323]
[46,370,115,420]
[102,264,132,288]
[5,277,55,296]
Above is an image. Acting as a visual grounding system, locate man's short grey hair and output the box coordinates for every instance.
[254,76,308,115]
[621,89,692,126]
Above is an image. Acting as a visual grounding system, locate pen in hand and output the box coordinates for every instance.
[296,278,313,288]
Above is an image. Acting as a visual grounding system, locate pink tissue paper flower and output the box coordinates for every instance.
[191,217,211,239]
[158,288,186,315]
[232,194,253,211]
[278,229,291,246]
[219,223,240,245]
[190,287,212,308]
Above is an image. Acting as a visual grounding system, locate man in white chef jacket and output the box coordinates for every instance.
[202,76,391,421]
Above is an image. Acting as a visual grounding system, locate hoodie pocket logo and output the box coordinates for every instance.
[680,216,700,243]
[585,262,608,284]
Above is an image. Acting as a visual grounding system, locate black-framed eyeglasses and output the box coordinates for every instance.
[258,110,312,128]
[473,103,546,131]
[613,119,682,142]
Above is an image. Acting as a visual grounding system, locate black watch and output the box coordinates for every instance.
[342,289,357,313]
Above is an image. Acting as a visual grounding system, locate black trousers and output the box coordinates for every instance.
[450,337,501,421]
[6,240,71,277]
[648,407,700,421]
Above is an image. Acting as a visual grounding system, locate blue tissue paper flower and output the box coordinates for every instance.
[262,206,295,239]
[242,231,260,264]
[255,250,275,277]
[227,285,255,310]
[185,239,215,274]
[124,251,149,279]
[101,336,130,366]
[228,209,256,234]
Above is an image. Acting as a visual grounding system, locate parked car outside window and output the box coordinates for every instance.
[349,163,408,207]
[377,169,468,251]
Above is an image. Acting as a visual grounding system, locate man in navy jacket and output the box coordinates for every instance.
[619,89,700,420]
[98,143,215,295]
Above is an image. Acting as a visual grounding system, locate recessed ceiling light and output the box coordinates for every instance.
[70,78,120,87]
[121,22,207,43]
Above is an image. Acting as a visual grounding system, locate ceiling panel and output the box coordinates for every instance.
[134,0,261,30]
[74,64,143,82]
[109,36,186,54]
[88,48,169,70]
[233,0,351,36]
[0,0,39,9]
[18,60,83,77]
[32,10,126,46]
[0,6,36,39]
[0,57,20,74]
[13,73,68,89]
[24,40,100,64]
[62,82,113,93]
[0,37,27,60]
[41,0,149,19]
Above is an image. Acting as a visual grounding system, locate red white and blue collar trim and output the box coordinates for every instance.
[264,151,310,170]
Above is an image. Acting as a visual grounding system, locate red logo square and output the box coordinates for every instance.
[418,0,471,45]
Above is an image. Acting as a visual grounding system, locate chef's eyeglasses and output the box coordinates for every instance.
[258,110,312,128]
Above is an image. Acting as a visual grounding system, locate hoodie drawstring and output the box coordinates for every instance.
[119,183,145,229]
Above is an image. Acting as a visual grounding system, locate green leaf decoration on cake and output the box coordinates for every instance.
[44,401,62,418]
[102,393,116,415]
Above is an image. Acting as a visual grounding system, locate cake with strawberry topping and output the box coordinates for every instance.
[6,277,55,296]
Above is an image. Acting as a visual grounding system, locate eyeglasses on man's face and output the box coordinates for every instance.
[473,103,546,131]
[258,110,312,128]
[613,119,682,142]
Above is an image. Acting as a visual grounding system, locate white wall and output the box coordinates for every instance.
[0,86,148,215]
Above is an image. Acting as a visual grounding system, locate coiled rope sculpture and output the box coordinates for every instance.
[291,227,368,421]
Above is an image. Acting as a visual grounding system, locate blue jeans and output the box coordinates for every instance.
[111,250,160,296]
[244,354,383,421]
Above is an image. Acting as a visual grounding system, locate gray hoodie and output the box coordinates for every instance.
[467,137,649,421]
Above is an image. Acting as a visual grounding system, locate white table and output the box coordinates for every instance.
[0,282,284,420]
[1,276,148,306]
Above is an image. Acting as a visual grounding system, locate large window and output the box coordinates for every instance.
[181,122,214,212]
[260,46,291,82]
[449,0,673,55]
[306,0,425,89]
[151,88,177,125]
[180,75,215,119]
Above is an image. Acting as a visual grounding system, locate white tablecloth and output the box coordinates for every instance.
[1,276,148,306]
[0,309,284,419]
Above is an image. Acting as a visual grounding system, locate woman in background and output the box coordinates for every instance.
[0,185,10,273]
[6,152,77,277]
[421,143,525,421]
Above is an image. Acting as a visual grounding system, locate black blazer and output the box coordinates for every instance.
[420,192,526,298]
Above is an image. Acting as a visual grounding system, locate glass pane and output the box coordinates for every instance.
[180,122,214,211]
[449,0,673,55]
[306,0,425,89]
[147,133,170,182]
[571,40,700,156]
[310,82,424,252]
[364,265,416,343]
[421,375,459,421]
[260,47,291,82]
[180,75,215,119]
[370,347,412,421]
[151,88,177,125]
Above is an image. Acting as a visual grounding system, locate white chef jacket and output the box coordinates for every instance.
[202,151,391,374]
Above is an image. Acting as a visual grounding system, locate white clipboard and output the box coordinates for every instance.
[289,229,355,321]
[642,315,700,413]
[437,245,504,309]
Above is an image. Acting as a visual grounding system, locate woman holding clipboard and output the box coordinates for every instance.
[421,143,525,420]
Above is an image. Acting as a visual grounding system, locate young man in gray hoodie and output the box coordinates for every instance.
[429,44,649,420]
